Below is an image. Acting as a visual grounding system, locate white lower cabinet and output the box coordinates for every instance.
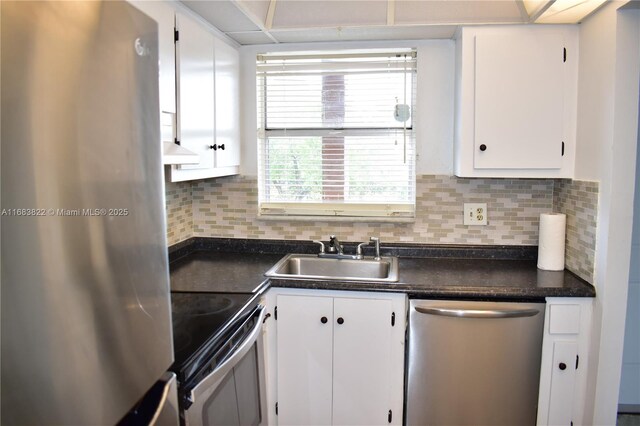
[537,298,592,426]
[276,294,334,425]
[265,289,406,426]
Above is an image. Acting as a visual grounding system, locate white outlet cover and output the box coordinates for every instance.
[464,203,488,225]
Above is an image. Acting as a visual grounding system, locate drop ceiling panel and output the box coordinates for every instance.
[536,0,607,24]
[182,0,260,32]
[236,0,272,24]
[272,1,387,28]
[226,31,276,44]
[270,25,456,43]
[523,0,547,17]
[395,0,525,24]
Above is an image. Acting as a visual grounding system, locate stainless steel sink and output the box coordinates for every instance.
[265,254,399,282]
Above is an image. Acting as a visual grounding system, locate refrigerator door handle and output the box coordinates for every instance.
[414,306,540,319]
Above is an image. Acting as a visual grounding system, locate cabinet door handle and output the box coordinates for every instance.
[479,144,487,152]
[559,362,567,370]
[320,316,328,324]
[219,144,225,150]
[209,144,218,151]
[337,317,344,325]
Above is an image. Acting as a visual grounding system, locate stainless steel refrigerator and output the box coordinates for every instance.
[1,1,178,424]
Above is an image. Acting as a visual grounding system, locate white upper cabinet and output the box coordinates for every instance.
[175,12,216,172]
[129,1,176,114]
[214,38,241,170]
[129,1,200,165]
[454,25,578,178]
[166,11,240,182]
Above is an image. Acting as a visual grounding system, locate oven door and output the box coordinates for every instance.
[184,306,267,426]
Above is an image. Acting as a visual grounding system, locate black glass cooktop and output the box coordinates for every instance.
[170,291,258,383]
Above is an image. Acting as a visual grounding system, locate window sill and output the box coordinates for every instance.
[256,214,416,224]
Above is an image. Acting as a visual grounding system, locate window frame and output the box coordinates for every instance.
[257,49,417,219]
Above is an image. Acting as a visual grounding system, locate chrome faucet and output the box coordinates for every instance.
[313,235,382,260]
[315,235,355,259]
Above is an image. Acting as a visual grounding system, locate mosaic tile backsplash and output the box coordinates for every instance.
[190,175,554,245]
[165,181,192,246]
[165,175,599,283]
[553,179,599,283]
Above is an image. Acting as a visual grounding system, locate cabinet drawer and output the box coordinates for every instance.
[548,304,581,334]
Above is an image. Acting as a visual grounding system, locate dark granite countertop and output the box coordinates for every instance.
[169,237,595,300]
[170,251,282,293]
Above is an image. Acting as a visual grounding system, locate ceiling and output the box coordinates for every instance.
[180,0,608,45]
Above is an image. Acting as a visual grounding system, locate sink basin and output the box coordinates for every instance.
[265,254,399,282]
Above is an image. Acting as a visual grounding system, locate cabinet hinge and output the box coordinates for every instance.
[275,402,278,415]
[174,137,180,146]
[174,29,179,42]
[391,312,395,327]
[274,306,277,320]
[576,355,579,369]
[562,141,565,156]
[563,47,567,63]
[388,409,392,423]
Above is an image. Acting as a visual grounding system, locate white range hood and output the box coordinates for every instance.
[161,111,199,165]
[163,141,199,165]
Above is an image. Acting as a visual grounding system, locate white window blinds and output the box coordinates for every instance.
[257,50,417,218]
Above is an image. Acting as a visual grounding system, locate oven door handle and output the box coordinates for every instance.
[187,305,267,410]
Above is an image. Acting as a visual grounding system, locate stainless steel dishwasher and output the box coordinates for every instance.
[406,300,545,425]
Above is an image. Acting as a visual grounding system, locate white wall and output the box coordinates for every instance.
[575,3,640,423]
[238,39,455,176]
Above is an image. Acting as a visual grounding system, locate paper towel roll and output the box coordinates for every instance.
[537,213,566,271]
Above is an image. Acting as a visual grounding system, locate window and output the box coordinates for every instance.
[257,49,416,218]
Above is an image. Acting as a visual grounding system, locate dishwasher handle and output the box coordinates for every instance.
[414,306,540,319]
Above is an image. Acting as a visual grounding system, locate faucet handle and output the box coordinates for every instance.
[312,240,325,255]
[356,241,369,258]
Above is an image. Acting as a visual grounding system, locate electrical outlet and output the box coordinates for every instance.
[464,203,488,225]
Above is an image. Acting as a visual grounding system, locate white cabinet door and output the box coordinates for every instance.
[128,1,176,114]
[271,290,406,426]
[474,32,564,170]
[276,295,333,426]
[332,297,395,426]
[537,298,592,426]
[176,13,215,171]
[454,25,577,178]
[547,340,578,425]
[214,38,240,169]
